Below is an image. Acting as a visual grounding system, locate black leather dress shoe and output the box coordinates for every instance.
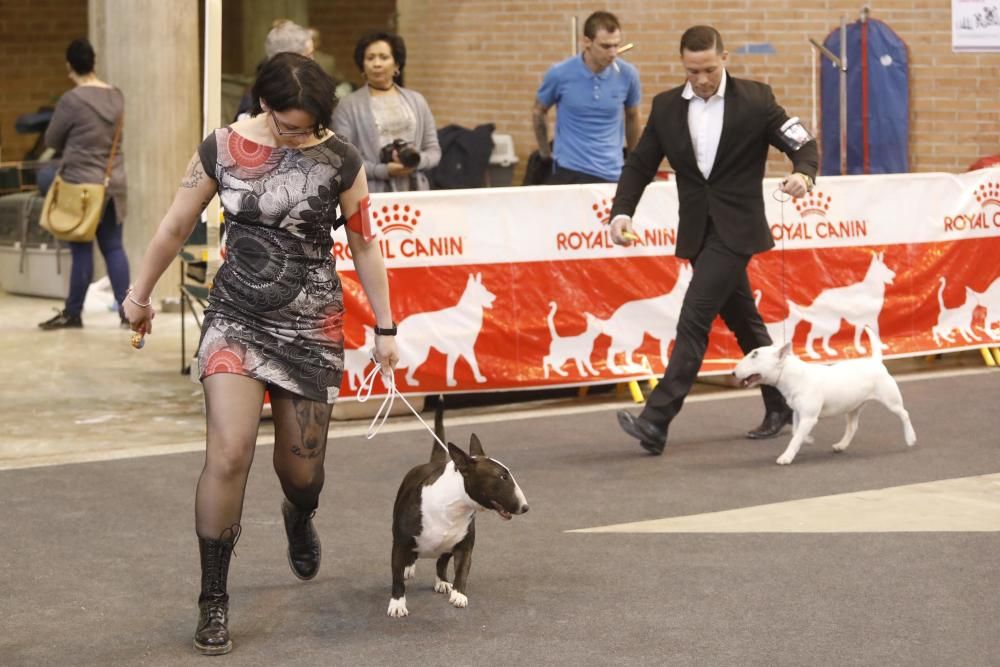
[746,408,793,439]
[38,310,82,330]
[616,410,668,455]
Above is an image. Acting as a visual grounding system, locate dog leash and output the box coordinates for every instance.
[356,352,449,452]
[772,185,792,343]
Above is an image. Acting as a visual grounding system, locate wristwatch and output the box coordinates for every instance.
[795,173,815,192]
[374,322,397,336]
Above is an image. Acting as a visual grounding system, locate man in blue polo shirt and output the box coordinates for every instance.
[532,11,641,184]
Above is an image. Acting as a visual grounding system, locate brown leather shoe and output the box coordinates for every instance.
[746,408,793,439]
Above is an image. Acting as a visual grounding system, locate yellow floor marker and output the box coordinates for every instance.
[980,348,997,367]
[627,379,645,403]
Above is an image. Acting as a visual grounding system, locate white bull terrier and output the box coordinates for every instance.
[732,328,916,465]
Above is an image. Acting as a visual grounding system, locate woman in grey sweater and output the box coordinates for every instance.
[38,38,130,330]
[331,32,440,193]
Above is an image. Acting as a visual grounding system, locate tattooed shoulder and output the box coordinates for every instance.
[181,155,206,189]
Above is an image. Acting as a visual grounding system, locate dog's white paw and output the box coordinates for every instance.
[448,590,468,608]
[434,577,452,594]
[776,453,795,465]
[387,597,409,617]
[832,443,847,452]
[403,564,416,580]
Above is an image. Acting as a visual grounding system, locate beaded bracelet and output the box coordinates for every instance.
[126,288,152,309]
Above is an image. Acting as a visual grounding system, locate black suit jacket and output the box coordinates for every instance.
[610,76,818,259]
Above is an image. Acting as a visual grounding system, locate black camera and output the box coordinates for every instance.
[379,139,421,168]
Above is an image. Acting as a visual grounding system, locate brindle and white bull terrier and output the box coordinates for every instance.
[387,411,528,617]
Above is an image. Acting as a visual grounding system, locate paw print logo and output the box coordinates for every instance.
[975,182,1000,208]
[371,203,421,234]
[794,190,833,219]
[592,197,613,224]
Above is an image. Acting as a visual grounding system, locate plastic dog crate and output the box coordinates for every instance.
[487,133,518,187]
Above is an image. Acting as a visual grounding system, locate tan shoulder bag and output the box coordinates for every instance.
[39,113,124,243]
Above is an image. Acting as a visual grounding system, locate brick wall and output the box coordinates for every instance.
[397,0,1000,180]
[3,1,997,176]
[309,0,399,86]
[0,0,87,161]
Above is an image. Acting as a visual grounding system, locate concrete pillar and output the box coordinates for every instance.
[89,0,200,300]
[241,0,309,77]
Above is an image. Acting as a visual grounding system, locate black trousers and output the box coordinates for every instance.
[640,222,788,429]
[547,164,614,185]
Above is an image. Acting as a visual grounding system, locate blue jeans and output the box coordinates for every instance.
[65,200,131,316]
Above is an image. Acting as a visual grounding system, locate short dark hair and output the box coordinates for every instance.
[680,26,724,54]
[66,38,95,75]
[250,52,335,138]
[583,11,621,39]
[353,32,407,87]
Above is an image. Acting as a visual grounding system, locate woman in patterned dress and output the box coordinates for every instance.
[123,53,397,656]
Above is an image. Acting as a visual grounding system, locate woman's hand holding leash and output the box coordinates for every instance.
[358,334,448,452]
[373,334,399,379]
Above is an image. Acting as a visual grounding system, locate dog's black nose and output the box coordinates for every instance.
[520,504,529,514]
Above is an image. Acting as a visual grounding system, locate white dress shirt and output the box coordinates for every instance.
[682,70,727,179]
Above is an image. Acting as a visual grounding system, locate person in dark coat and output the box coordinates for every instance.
[610,25,818,454]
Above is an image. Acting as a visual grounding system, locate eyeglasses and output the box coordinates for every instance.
[269,109,312,136]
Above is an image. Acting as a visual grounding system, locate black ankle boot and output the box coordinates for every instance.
[194,525,239,656]
[282,500,321,580]
[38,310,83,330]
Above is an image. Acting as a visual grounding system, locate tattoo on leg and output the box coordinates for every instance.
[289,395,329,460]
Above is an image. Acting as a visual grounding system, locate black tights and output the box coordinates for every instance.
[195,374,334,539]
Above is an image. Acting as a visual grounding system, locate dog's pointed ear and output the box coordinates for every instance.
[778,342,792,360]
[448,442,472,472]
[469,433,485,457]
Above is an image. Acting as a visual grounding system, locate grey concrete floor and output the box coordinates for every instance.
[2,289,999,666]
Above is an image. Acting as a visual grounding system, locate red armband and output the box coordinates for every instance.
[346,195,375,242]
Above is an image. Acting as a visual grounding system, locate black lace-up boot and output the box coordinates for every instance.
[281,499,321,580]
[194,525,240,656]
[38,310,83,330]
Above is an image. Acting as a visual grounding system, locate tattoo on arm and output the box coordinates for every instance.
[181,156,205,189]
[532,105,550,157]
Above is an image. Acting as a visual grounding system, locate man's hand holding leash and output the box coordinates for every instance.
[609,214,640,246]
[779,172,813,198]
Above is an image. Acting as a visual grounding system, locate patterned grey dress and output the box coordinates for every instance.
[196,127,362,403]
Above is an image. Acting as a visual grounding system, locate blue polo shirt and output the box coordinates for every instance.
[536,55,641,182]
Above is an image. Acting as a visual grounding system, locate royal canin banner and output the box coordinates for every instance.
[331,168,1000,396]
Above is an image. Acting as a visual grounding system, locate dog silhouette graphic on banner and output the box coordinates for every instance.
[601,263,693,374]
[931,277,981,346]
[971,276,1000,340]
[754,289,803,347]
[541,301,605,379]
[790,252,895,359]
[343,325,376,391]
[396,273,496,387]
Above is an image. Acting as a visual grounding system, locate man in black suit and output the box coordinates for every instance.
[611,25,818,455]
